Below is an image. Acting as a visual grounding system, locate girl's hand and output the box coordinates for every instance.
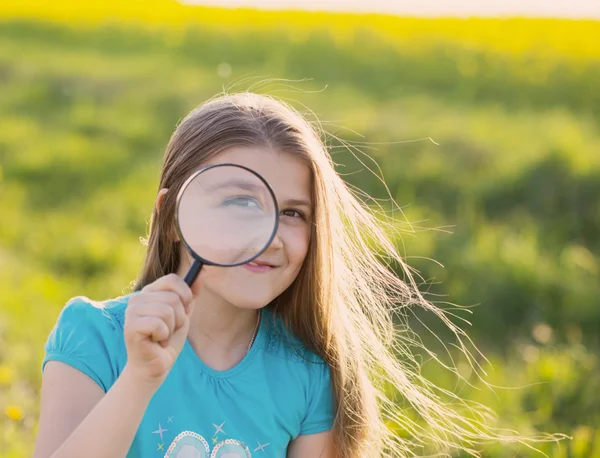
[123,273,197,388]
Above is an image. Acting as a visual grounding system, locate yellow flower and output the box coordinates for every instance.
[5,405,24,421]
[0,365,13,386]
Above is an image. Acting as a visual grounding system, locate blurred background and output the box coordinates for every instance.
[0,0,599,456]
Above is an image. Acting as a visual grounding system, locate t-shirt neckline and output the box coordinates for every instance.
[181,308,266,379]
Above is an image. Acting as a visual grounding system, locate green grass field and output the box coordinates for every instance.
[0,3,599,456]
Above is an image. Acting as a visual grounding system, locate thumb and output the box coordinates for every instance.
[169,314,191,354]
[185,272,204,318]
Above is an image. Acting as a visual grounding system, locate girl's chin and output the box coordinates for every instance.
[203,275,284,309]
[219,292,275,310]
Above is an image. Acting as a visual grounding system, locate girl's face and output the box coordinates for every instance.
[177,146,313,310]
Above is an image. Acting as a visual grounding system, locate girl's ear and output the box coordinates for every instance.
[156,188,169,214]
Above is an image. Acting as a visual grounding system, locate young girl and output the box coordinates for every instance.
[34,92,526,458]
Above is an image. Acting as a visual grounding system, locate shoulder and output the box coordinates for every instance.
[43,293,133,392]
[259,308,333,396]
[260,307,327,367]
[56,293,130,330]
[258,309,335,435]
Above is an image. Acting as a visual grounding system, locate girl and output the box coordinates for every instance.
[35,92,526,458]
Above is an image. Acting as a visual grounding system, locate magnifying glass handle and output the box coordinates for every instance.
[183,258,204,287]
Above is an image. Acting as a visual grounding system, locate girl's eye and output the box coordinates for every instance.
[222,196,261,209]
[281,209,305,219]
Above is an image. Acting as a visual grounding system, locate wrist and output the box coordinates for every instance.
[120,364,163,400]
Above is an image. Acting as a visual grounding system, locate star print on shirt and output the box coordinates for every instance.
[157,443,164,451]
[167,416,174,423]
[212,421,226,436]
[152,423,169,442]
[254,440,270,454]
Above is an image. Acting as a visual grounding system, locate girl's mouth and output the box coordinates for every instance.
[242,260,276,273]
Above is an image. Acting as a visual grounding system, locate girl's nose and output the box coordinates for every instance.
[268,230,284,250]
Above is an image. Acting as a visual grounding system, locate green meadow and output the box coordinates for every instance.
[0,5,599,457]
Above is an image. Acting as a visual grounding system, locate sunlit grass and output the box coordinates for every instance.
[1,0,599,60]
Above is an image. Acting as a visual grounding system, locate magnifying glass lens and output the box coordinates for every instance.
[177,165,278,266]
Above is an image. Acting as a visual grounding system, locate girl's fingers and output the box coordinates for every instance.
[132,302,176,336]
[137,292,186,331]
[132,316,170,342]
[142,273,194,309]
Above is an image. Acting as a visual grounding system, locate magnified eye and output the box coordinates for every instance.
[222,195,262,209]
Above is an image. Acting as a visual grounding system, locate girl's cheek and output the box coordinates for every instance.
[201,265,225,284]
[284,225,310,251]
[285,218,311,237]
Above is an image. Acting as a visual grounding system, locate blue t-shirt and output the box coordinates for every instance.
[42,294,334,458]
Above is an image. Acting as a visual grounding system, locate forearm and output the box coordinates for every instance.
[49,366,157,458]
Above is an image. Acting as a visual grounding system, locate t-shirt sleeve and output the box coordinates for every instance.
[300,359,335,435]
[42,296,121,393]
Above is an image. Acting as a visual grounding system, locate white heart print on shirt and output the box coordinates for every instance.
[164,431,252,458]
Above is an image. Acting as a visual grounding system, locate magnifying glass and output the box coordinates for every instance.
[175,163,279,287]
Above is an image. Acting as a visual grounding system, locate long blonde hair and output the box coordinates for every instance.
[133,92,551,457]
